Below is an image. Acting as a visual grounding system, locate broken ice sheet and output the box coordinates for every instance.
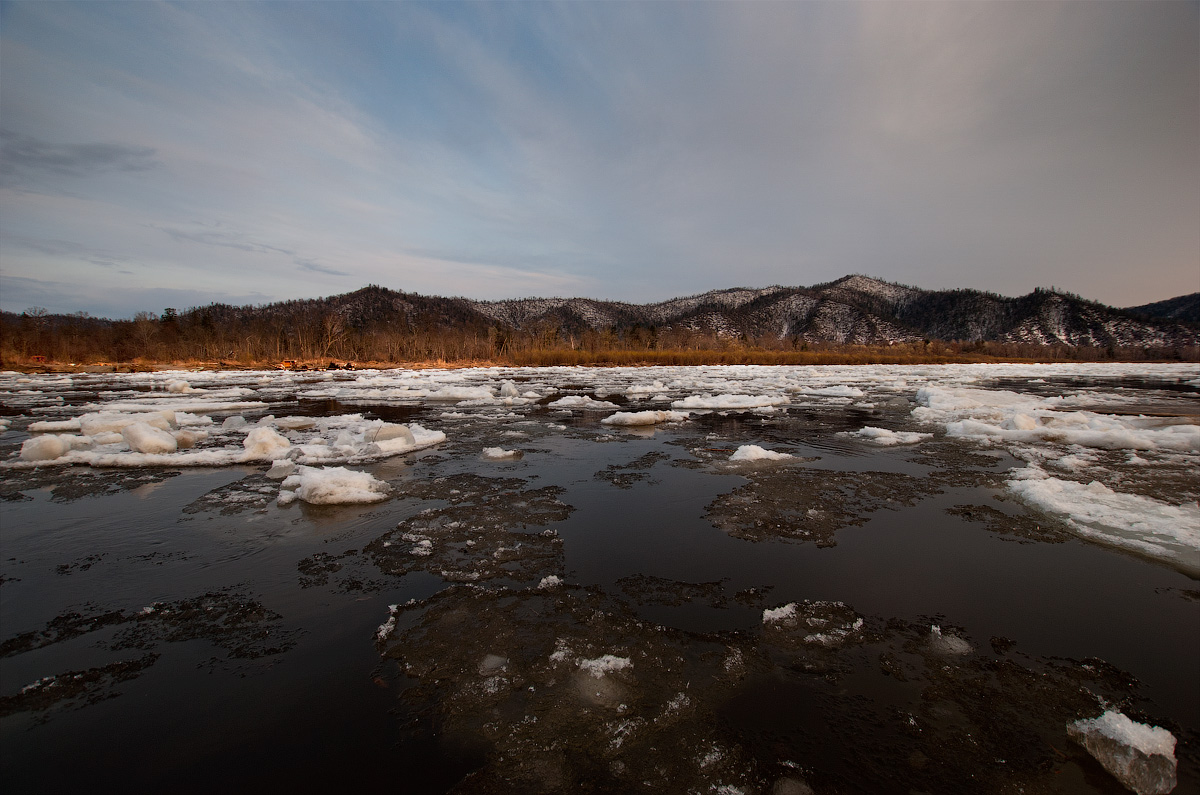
[1068,710,1178,795]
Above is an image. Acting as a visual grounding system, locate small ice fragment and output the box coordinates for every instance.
[844,426,932,445]
[375,604,399,641]
[731,445,793,461]
[548,395,620,410]
[538,575,563,589]
[165,379,193,393]
[275,416,317,431]
[499,381,520,398]
[928,625,973,655]
[265,460,296,479]
[479,654,508,674]
[762,603,798,624]
[600,410,689,426]
[482,447,522,460]
[1067,710,1177,795]
[579,655,632,678]
[222,415,247,429]
[172,429,206,449]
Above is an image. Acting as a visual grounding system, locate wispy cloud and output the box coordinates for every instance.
[0,129,157,186]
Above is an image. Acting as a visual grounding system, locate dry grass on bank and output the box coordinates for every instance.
[5,344,1194,373]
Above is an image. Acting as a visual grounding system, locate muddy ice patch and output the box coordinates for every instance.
[0,466,182,503]
[376,585,1176,794]
[0,654,160,719]
[365,474,572,585]
[704,467,941,546]
[593,451,669,489]
[377,586,765,794]
[1,590,298,717]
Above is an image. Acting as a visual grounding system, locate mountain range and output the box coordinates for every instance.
[294,275,1199,349]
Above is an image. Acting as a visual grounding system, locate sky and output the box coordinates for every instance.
[1,1,1197,319]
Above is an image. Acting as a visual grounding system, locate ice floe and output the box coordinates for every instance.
[672,394,788,410]
[730,445,793,462]
[843,426,932,445]
[1068,710,1177,795]
[1006,465,1200,574]
[4,408,444,469]
[579,654,633,678]
[277,465,391,505]
[600,410,689,427]
[481,447,523,460]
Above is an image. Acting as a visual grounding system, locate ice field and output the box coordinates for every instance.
[1,363,1197,793]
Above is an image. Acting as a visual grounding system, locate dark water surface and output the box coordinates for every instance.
[2,375,1197,794]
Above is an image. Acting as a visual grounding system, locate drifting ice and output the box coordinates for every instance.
[278,465,391,505]
[1067,710,1177,795]
[731,445,793,461]
[601,410,688,427]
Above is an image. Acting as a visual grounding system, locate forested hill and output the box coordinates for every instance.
[1125,293,1200,324]
[4,275,1198,363]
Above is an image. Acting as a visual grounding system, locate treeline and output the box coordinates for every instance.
[3,306,1196,367]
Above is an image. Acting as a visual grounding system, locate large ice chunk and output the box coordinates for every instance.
[121,422,178,454]
[1007,466,1200,575]
[20,435,69,462]
[1067,710,1177,795]
[242,427,292,459]
[278,465,391,505]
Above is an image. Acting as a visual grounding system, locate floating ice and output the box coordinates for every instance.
[762,603,798,624]
[927,625,973,655]
[548,395,621,410]
[375,604,399,642]
[579,655,633,678]
[121,422,178,454]
[1067,710,1177,795]
[538,575,563,589]
[1007,466,1200,575]
[730,445,793,461]
[278,465,391,505]
[600,410,689,426]
[481,447,522,460]
[672,394,788,410]
[242,427,291,459]
[914,386,1199,453]
[20,434,73,461]
[844,426,932,445]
